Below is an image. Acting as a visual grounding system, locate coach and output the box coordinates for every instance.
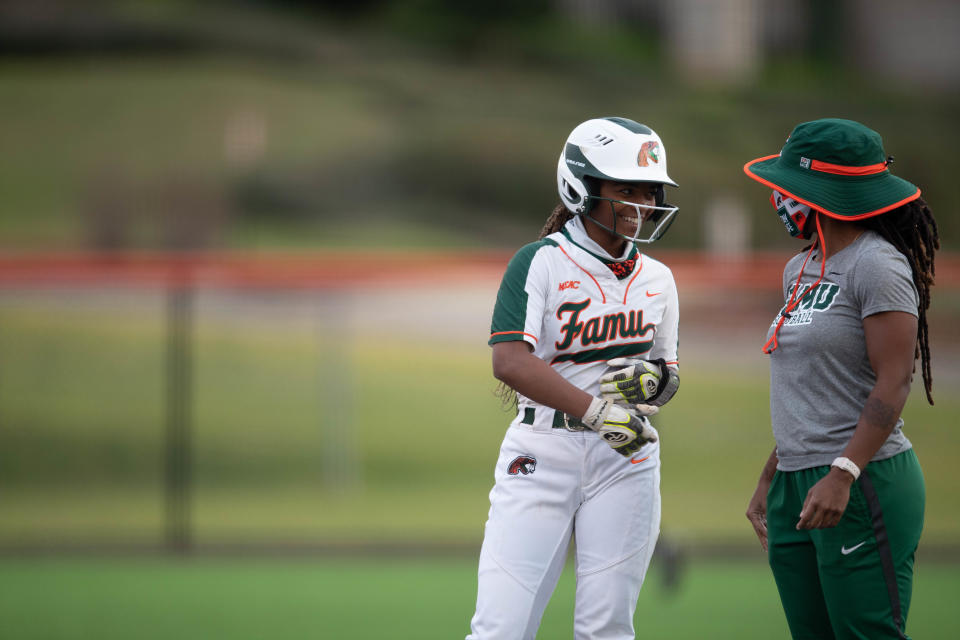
[742,119,938,639]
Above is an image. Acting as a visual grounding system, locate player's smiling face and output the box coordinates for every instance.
[585,180,659,253]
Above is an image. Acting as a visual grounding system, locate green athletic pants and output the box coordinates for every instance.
[767,449,924,640]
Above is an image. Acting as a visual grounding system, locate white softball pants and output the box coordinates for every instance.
[466,421,661,640]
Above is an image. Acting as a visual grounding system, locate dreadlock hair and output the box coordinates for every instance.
[859,196,940,404]
[494,203,578,411]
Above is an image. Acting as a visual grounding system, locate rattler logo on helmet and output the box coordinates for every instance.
[508,455,537,476]
[637,141,660,167]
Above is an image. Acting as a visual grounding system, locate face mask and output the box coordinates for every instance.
[771,190,812,238]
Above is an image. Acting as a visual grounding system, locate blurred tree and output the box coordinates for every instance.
[807,0,848,71]
[378,0,555,53]
[237,0,391,19]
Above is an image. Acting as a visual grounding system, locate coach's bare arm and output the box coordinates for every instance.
[746,447,779,551]
[795,310,917,530]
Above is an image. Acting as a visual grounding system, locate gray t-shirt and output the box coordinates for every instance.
[767,231,918,471]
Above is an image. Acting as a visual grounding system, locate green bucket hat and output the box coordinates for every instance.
[743,118,920,220]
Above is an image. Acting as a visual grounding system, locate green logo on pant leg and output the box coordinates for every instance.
[773,282,840,326]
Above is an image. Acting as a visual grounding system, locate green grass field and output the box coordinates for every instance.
[0,557,957,639]
[1,283,958,640]
[1,293,958,549]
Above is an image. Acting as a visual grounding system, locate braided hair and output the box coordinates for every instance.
[538,203,576,240]
[494,203,578,410]
[860,197,940,404]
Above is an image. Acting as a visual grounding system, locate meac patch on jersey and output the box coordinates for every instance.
[489,229,679,398]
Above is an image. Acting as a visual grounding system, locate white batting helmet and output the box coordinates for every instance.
[557,117,679,243]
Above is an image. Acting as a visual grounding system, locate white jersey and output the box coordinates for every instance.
[489,217,679,428]
[469,216,677,640]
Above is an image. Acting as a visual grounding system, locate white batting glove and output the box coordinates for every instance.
[581,397,657,457]
[600,357,679,408]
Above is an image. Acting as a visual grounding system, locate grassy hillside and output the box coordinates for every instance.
[1,15,958,251]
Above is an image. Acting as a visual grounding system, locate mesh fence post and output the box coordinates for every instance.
[165,278,193,552]
[317,291,361,492]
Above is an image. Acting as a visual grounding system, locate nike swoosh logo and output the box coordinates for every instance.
[630,455,650,465]
[645,291,661,297]
[841,541,867,555]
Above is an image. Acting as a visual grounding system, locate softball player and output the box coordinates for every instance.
[742,118,939,639]
[466,117,681,640]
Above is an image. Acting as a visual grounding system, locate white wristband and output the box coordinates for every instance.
[831,456,861,481]
[581,397,609,430]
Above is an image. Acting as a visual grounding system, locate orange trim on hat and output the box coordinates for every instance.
[809,159,888,176]
[742,156,921,220]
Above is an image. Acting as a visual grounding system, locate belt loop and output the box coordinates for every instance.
[519,406,589,431]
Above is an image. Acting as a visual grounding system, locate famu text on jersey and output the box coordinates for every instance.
[555,299,655,350]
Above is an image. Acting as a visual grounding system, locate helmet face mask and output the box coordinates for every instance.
[557,117,679,244]
[585,195,680,245]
